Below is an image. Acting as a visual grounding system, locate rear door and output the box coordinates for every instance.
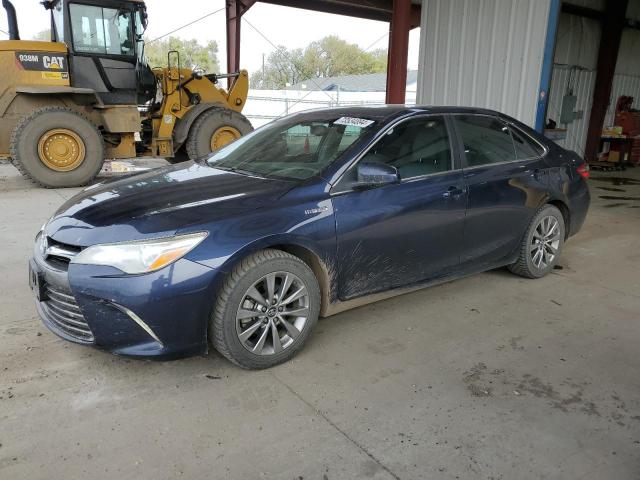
[452,114,550,269]
[332,115,467,300]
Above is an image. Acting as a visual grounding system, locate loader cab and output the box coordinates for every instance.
[46,0,155,105]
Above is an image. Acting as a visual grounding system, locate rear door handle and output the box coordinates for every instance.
[442,186,465,198]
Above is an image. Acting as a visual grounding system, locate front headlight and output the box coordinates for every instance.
[71,232,208,274]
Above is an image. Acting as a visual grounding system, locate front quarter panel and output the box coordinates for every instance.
[182,181,338,296]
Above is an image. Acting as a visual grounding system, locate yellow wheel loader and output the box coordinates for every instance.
[0,0,252,188]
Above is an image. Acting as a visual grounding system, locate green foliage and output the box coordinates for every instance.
[144,36,220,73]
[251,36,387,89]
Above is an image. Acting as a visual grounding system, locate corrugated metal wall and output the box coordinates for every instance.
[607,75,640,121]
[416,0,552,127]
[548,0,640,154]
[550,70,640,154]
[548,67,596,154]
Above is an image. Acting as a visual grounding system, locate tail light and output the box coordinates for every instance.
[576,163,590,179]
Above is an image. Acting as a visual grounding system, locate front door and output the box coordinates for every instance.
[332,115,467,300]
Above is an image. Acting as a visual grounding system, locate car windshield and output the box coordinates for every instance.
[206,114,378,180]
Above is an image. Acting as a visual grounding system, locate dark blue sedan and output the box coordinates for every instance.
[30,106,590,368]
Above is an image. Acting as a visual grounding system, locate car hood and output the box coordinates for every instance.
[45,162,294,246]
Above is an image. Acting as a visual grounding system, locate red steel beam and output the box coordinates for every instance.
[259,0,420,27]
[226,0,256,83]
[385,0,411,104]
[225,0,420,101]
[584,0,629,161]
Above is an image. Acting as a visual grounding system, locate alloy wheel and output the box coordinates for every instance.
[530,215,561,269]
[235,271,309,355]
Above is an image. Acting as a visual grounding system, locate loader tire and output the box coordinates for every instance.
[185,107,252,161]
[166,147,190,165]
[10,107,104,188]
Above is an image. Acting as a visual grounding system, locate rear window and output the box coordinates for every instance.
[454,115,516,167]
[510,126,545,159]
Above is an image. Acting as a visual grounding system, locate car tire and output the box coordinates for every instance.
[185,107,253,160]
[509,204,565,279]
[10,107,104,188]
[210,249,320,369]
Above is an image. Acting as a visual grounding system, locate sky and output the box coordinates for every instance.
[1,0,422,77]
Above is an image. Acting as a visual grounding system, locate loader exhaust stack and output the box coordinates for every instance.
[2,0,20,40]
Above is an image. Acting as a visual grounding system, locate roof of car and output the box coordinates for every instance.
[291,105,510,123]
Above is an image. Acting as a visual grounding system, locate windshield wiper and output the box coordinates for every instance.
[212,164,268,179]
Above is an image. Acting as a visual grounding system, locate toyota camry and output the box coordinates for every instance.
[30,106,590,369]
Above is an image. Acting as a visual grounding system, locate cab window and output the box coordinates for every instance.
[52,1,64,42]
[69,4,134,56]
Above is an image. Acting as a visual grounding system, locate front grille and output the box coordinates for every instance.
[42,285,94,343]
[42,237,82,271]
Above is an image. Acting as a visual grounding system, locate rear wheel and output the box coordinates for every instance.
[10,107,104,188]
[211,249,320,369]
[185,107,252,161]
[509,204,565,278]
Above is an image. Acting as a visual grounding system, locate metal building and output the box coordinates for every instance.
[416,0,640,159]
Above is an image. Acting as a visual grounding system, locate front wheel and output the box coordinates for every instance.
[509,204,565,278]
[211,249,320,369]
[10,107,104,187]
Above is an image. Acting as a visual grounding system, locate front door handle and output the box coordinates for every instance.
[442,186,465,198]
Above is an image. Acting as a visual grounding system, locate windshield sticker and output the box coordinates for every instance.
[333,117,375,128]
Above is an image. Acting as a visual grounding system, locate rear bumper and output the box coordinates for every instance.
[30,237,221,360]
[567,179,590,237]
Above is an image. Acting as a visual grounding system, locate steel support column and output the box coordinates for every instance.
[226,0,255,85]
[385,0,411,104]
[535,0,561,132]
[584,0,629,161]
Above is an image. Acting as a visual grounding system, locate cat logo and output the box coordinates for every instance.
[43,56,65,70]
[15,52,68,73]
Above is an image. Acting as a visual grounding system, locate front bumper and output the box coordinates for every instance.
[30,234,220,360]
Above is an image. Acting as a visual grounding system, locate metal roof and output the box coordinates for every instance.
[288,70,419,92]
[259,0,421,26]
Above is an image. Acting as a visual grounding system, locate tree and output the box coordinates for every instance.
[144,36,220,73]
[32,30,50,41]
[251,36,387,89]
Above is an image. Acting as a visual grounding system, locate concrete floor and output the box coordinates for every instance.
[0,159,639,480]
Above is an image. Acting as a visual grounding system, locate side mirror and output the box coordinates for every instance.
[356,161,399,187]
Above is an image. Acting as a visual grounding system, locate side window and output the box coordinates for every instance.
[510,126,545,159]
[361,116,452,180]
[52,2,64,42]
[454,115,516,167]
[70,4,134,56]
